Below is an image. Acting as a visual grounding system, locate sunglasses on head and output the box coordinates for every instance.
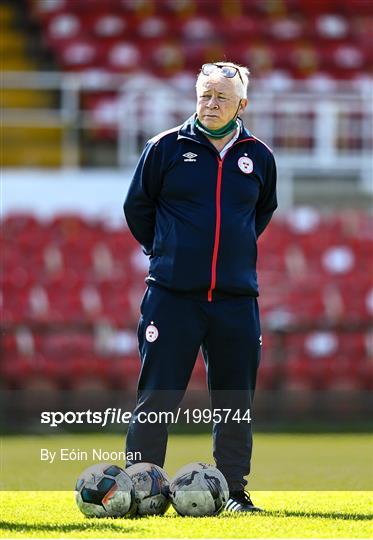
[201,63,244,84]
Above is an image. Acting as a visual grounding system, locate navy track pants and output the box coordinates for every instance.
[125,285,261,491]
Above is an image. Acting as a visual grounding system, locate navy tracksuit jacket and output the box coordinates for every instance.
[123,114,277,490]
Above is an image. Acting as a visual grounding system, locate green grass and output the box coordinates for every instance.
[1,433,372,490]
[0,433,372,537]
[0,491,372,538]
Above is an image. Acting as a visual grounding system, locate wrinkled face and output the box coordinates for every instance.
[196,77,247,130]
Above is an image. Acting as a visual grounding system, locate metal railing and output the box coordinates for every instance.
[2,71,372,193]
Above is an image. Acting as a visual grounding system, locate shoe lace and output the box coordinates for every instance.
[232,490,253,505]
[242,491,253,504]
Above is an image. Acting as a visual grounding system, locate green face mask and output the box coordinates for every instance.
[195,100,242,139]
[194,117,238,139]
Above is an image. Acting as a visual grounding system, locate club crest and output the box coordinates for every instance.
[238,156,253,174]
[145,322,159,342]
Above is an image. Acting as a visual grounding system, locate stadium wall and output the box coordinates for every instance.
[2,170,131,219]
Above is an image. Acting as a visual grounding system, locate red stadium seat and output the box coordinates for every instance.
[136,15,170,40]
[218,16,259,43]
[189,353,207,390]
[24,0,373,153]
[314,13,350,40]
[106,41,142,72]
[2,213,41,240]
[86,13,129,39]
[1,210,372,394]
[104,356,140,389]
[267,17,305,41]
[29,0,70,20]
[27,0,370,86]
[357,360,373,391]
[46,12,82,41]
[0,355,35,389]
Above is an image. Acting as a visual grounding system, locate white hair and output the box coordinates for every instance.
[196,62,250,99]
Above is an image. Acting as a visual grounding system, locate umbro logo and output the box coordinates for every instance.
[183,152,197,162]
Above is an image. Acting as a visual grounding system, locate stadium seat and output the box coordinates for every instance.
[0,355,34,389]
[46,13,82,41]
[88,13,129,39]
[25,0,371,84]
[106,41,142,71]
[136,15,170,40]
[104,356,140,389]
[1,210,371,393]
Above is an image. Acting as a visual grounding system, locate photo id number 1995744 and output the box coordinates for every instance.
[183,408,251,424]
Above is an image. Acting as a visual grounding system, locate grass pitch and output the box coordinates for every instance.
[0,433,372,537]
[1,490,372,538]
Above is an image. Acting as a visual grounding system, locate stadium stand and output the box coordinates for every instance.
[1,1,372,418]
[1,210,372,392]
[2,0,371,171]
[26,0,371,80]
[18,0,373,149]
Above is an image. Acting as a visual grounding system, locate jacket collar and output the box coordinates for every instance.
[177,113,253,145]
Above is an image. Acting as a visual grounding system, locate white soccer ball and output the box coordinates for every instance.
[75,463,137,518]
[126,462,171,516]
[170,462,229,517]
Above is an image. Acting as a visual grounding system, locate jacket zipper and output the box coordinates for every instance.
[207,138,255,302]
[207,158,223,302]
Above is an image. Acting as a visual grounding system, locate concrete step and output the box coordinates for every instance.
[2,125,63,143]
[1,56,37,70]
[0,32,26,54]
[1,144,63,167]
[294,180,373,210]
[0,4,13,26]
[1,89,55,108]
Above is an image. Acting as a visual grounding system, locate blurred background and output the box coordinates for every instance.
[1,0,372,428]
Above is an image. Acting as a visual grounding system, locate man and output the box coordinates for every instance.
[123,62,277,512]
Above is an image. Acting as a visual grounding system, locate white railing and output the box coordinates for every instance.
[2,71,372,203]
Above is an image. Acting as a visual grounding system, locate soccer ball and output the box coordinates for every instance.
[170,462,229,517]
[126,462,171,516]
[75,463,137,518]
